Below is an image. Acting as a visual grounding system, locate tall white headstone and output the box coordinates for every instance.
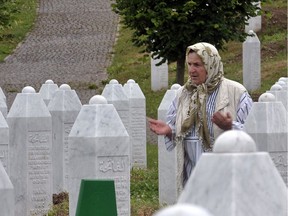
[243,30,261,91]
[0,96,7,118]
[39,79,59,106]
[158,84,181,205]
[0,87,6,103]
[48,84,82,194]
[0,111,9,173]
[244,93,288,185]
[7,86,52,216]
[151,54,168,91]
[101,79,130,132]
[178,130,287,216]
[68,95,130,216]
[245,1,262,33]
[266,84,288,110]
[0,161,14,216]
[123,79,147,169]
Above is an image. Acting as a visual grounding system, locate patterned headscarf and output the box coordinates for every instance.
[176,42,224,150]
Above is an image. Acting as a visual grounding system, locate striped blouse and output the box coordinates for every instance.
[164,87,253,185]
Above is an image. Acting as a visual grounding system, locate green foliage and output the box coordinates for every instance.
[112,0,265,64]
[0,0,37,61]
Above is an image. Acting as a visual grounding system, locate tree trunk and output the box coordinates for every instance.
[176,55,186,85]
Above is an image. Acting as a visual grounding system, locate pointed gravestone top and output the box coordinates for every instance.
[109,79,119,84]
[59,84,71,91]
[22,86,36,93]
[126,79,136,84]
[154,204,214,216]
[89,95,108,105]
[270,84,283,91]
[178,130,287,216]
[258,92,276,102]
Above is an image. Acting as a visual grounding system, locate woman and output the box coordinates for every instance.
[148,42,253,192]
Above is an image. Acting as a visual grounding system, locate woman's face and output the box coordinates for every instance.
[187,52,207,85]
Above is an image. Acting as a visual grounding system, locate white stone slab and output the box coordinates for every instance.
[48,84,82,194]
[39,80,59,106]
[0,87,6,103]
[244,93,288,185]
[68,95,130,216]
[0,96,7,118]
[0,161,14,216]
[245,1,262,33]
[243,30,261,91]
[123,79,147,169]
[151,54,168,91]
[101,80,130,132]
[178,130,287,216]
[7,87,52,216]
[158,84,181,205]
[0,111,9,173]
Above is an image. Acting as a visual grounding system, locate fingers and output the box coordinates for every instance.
[212,111,232,130]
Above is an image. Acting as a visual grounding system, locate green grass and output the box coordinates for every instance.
[0,0,287,215]
[0,0,37,61]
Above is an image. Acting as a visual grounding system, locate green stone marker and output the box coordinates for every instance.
[76,179,117,216]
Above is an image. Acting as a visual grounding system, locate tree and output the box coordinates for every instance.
[112,0,263,85]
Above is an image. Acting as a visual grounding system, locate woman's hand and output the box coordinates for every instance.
[147,117,172,137]
[211,111,232,131]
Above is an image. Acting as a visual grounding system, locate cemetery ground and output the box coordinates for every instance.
[0,0,286,215]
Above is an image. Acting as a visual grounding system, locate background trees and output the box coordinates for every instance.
[112,0,263,85]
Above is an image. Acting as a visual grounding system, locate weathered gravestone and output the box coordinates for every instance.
[266,84,288,110]
[39,79,59,106]
[68,95,130,216]
[178,130,287,216]
[244,92,288,185]
[0,161,14,216]
[243,30,261,91]
[0,94,7,118]
[0,87,6,103]
[7,86,53,216]
[0,111,9,173]
[245,1,262,33]
[153,203,213,216]
[123,79,147,169]
[158,83,181,205]
[101,79,130,132]
[151,54,168,91]
[48,84,82,194]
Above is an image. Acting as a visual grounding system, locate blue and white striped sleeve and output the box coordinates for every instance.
[164,98,177,151]
[232,92,253,130]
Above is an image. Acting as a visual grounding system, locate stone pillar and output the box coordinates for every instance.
[158,84,181,205]
[7,86,52,216]
[39,79,58,106]
[243,30,261,91]
[48,84,82,194]
[151,53,168,91]
[68,95,130,216]
[123,79,147,169]
[178,130,287,216]
[0,111,9,173]
[244,93,288,185]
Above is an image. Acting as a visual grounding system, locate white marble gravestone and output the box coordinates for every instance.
[158,84,181,205]
[245,1,262,33]
[0,161,14,216]
[123,79,147,169]
[243,30,261,91]
[48,84,82,194]
[178,130,287,216]
[0,111,9,173]
[68,95,130,216]
[0,96,7,118]
[39,79,59,106]
[266,84,288,110]
[6,86,52,216]
[101,79,130,132]
[151,54,168,91]
[244,93,288,185]
[154,204,214,216]
[0,87,6,103]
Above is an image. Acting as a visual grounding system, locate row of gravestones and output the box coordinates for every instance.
[0,78,146,216]
[157,77,288,216]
